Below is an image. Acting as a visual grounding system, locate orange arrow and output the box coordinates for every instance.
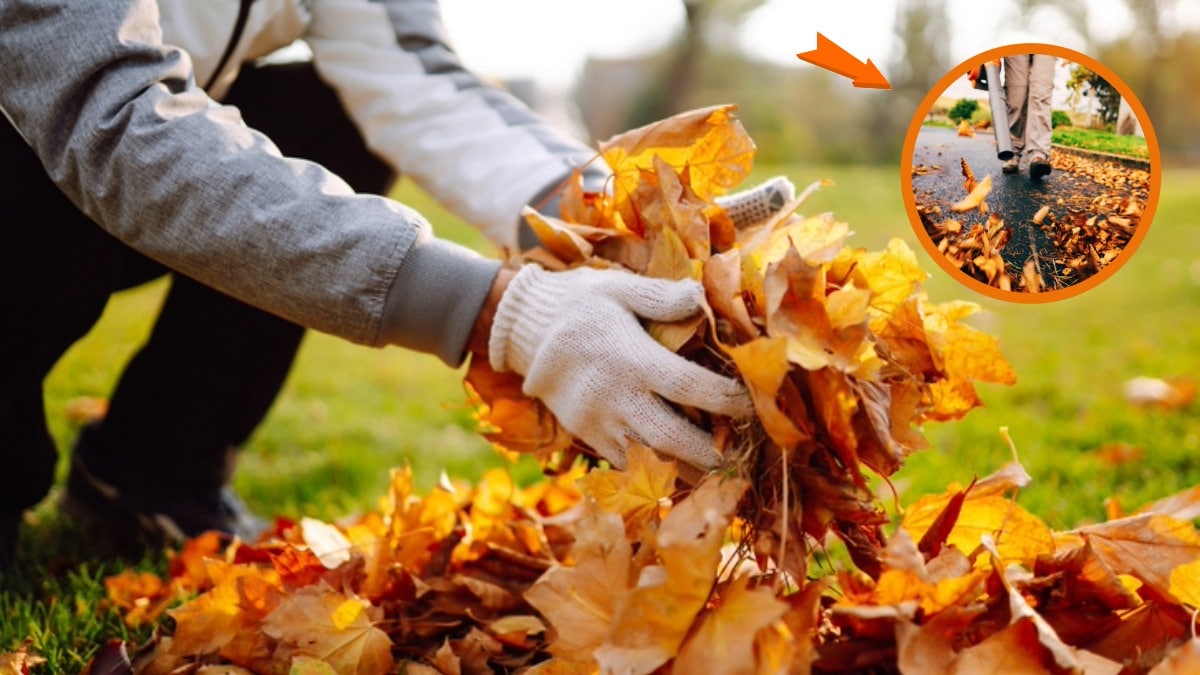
[796,32,891,90]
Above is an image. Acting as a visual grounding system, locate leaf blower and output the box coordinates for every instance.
[971,61,1014,161]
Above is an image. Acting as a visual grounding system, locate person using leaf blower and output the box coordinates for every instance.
[0,0,795,567]
[970,54,1055,179]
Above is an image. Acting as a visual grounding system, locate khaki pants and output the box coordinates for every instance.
[1003,54,1056,160]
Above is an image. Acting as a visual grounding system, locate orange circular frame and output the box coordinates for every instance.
[900,43,1162,303]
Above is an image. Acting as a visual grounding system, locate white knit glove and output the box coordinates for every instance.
[716,176,796,228]
[488,265,753,469]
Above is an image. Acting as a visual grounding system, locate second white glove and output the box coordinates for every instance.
[715,176,796,229]
[488,265,752,469]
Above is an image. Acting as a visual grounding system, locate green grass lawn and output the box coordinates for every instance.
[1052,126,1151,159]
[4,164,1199,670]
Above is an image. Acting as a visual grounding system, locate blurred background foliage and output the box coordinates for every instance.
[569,0,1197,166]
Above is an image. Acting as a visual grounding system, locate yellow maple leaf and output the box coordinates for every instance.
[514,462,586,516]
[388,466,458,570]
[577,443,677,537]
[902,481,1055,567]
[837,238,928,318]
[921,299,1017,421]
[453,468,533,567]
[464,357,572,462]
[746,213,852,271]
[600,104,755,234]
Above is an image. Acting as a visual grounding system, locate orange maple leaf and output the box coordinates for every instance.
[577,443,677,538]
[165,559,281,664]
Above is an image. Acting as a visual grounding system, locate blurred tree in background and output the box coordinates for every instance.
[1065,64,1121,126]
[1027,0,1200,162]
[626,0,767,127]
[574,0,1197,165]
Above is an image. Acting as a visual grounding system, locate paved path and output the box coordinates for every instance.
[911,125,1117,279]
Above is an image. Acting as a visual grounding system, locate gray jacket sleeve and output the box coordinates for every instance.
[0,0,498,365]
[305,0,609,249]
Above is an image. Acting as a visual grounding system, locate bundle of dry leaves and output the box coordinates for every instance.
[63,106,1199,674]
[470,104,1016,581]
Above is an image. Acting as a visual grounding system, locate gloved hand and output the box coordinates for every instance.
[715,176,796,229]
[488,264,753,469]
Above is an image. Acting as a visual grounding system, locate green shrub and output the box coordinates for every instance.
[1051,109,1072,128]
[948,98,980,123]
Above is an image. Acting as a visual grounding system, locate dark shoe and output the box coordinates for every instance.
[0,511,19,569]
[1030,154,1051,179]
[61,428,265,550]
[1001,156,1020,174]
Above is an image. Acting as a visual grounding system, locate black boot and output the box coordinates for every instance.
[60,424,265,551]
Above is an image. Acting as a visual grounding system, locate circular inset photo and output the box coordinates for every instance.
[901,44,1160,302]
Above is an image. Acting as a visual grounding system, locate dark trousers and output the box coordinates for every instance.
[0,61,393,513]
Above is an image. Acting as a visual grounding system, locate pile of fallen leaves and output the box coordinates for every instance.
[35,106,1195,674]
[97,466,586,674]
[1032,170,1142,283]
[83,443,1200,674]
[821,444,1200,674]
[916,159,1016,291]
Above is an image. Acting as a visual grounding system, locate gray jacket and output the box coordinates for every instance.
[0,0,598,365]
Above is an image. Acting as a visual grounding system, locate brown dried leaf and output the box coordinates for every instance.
[262,588,394,675]
[950,175,992,213]
[672,575,789,675]
[703,248,758,341]
[597,478,748,675]
[1075,514,1200,602]
[525,504,631,662]
[523,208,594,264]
